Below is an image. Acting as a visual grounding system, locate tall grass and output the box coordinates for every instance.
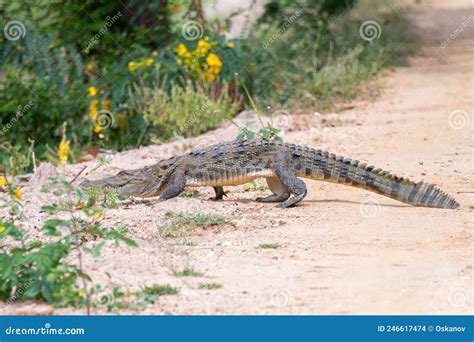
[246,0,417,110]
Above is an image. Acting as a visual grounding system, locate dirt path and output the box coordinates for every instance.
[10,0,472,315]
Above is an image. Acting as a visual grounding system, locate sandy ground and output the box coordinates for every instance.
[3,0,473,315]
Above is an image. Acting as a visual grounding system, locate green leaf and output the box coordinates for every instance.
[0,223,23,240]
[121,236,138,247]
[103,229,138,247]
[270,127,281,133]
[42,219,67,236]
[74,188,84,206]
[259,128,270,139]
[236,131,246,140]
[46,272,58,281]
[92,242,105,257]
[41,204,59,214]
[41,283,54,302]
[26,241,43,251]
[0,254,14,279]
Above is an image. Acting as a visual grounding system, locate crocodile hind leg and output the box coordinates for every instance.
[158,171,186,201]
[274,151,307,208]
[256,177,290,202]
[210,186,226,201]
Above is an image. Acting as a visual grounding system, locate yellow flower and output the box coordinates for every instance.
[176,43,188,57]
[152,50,158,57]
[0,225,5,233]
[15,187,22,200]
[128,61,137,72]
[0,176,6,186]
[198,39,211,49]
[177,58,183,66]
[117,113,125,129]
[227,42,234,48]
[143,58,154,67]
[204,53,222,81]
[87,86,97,97]
[58,137,70,164]
[89,99,99,120]
[95,210,105,219]
[102,99,111,112]
[206,53,222,68]
[58,122,70,166]
[93,125,102,134]
[196,39,211,56]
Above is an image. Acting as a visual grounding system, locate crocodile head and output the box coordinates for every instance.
[80,168,161,197]
[80,157,179,198]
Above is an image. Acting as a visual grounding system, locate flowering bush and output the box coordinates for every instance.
[175,38,223,81]
[143,80,239,141]
[128,50,158,73]
[0,0,414,175]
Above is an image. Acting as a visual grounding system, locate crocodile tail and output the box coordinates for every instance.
[305,152,459,209]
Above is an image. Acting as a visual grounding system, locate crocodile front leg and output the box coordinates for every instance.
[158,171,186,201]
[274,151,307,208]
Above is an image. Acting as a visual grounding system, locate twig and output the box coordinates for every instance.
[75,234,91,315]
[69,166,87,184]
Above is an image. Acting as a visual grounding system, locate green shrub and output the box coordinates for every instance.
[239,0,416,108]
[0,46,86,165]
[1,1,172,65]
[0,0,416,174]
[143,81,240,141]
[0,178,137,309]
[0,32,157,170]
